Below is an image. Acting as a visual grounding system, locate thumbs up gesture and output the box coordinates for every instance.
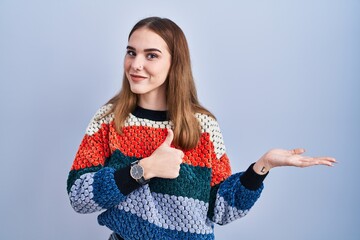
[139,129,184,180]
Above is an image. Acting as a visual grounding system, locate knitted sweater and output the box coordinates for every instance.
[67,104,267,240]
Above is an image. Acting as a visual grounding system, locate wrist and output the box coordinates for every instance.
[139,157,154,180]
[129,160,150,185]
[253,158,272,175]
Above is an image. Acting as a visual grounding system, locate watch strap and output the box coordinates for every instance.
[137,175,150,185]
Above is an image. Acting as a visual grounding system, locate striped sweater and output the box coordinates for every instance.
[67,104,266,240]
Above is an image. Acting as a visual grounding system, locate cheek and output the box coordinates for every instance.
[160,66,171,80]
[124,59,130,70]
[151,62,171,78]
[162,59,171,77]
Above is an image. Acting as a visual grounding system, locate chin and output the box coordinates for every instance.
[129,86,147,95]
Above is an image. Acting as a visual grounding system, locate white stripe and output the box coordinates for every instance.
[117,187,213,235]
[69,172,103,213]
[212,196,249,225]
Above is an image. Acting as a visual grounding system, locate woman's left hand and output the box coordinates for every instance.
[253,148,337,174]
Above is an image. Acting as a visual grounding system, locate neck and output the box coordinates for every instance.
[137,85,167,111]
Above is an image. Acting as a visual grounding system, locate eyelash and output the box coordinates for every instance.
[126,51,158,60]
[126,50,136,57]
[147,53,158,59]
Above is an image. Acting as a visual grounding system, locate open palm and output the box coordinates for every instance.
[261,148,336,169]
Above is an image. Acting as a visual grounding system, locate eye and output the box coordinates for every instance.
[126,50,136,57]
[146,53,158,59]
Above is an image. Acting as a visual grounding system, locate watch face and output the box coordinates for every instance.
[130,164,144,180]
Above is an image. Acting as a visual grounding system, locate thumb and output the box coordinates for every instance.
[291,148,305,155]
[163,129,174,146]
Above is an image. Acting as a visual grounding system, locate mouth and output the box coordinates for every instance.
[129,74,147,82]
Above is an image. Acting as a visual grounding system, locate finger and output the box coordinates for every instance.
[317,156,337,163]
[291,148,305,155]
[302,156,337,163]
[314,156,337,166]
[163,129,174,146]
[174,150,184,163]
[300,157,336,167]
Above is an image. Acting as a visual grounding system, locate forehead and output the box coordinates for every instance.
[128,28,169,51]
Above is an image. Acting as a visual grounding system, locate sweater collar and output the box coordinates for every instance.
[132,106,169,121]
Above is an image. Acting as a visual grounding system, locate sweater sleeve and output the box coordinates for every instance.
[205,118,267,225]
[66,105,141,214]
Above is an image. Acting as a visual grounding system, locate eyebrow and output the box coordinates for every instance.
[126,45,162,53]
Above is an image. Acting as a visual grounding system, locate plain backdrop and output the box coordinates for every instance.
[1,0,359,239]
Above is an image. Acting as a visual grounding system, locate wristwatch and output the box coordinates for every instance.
[130,160,150,185]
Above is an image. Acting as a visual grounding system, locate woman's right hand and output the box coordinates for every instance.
[139,129,184,180]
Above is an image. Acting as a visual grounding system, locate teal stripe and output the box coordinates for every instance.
[104,149,138,168]
[149,164,211,203]
[106,149,212,202]
[67,149,138,193]
[68,149,212,202]
[67,166,102,193]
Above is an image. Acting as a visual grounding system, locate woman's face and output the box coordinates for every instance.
[124,28,171,103]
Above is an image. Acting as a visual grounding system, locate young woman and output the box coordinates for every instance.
[67,17,336,240]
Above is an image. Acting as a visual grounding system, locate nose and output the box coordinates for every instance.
[131,56,144,71]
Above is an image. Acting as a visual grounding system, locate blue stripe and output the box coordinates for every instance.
[98,207,215,240]
[93,167,126,208]
[217,172,263,210]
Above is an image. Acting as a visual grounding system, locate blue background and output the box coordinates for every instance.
[1,0,359,239]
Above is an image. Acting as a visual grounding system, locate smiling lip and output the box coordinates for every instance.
[130,74,147,82]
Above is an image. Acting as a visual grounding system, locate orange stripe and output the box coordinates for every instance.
[109,123,168,158]
[72,122,232,185]
[210,154,232,186]
[71,124,110,170]
[109,123,215,169]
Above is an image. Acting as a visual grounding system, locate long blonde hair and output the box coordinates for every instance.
[108,17,214,150]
